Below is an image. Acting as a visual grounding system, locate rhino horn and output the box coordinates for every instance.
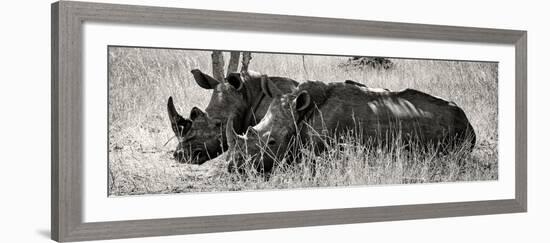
[167,96,182,125]
[226,117,239,147]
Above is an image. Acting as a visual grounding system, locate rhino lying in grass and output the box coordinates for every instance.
[167,70,298,164]
[226,76,476,173]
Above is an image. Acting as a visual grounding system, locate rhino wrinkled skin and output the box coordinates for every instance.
[227,79,476,173]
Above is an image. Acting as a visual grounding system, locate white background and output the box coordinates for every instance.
[0,0,547,242]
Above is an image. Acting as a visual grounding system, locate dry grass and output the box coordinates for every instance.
[108,47,498,196]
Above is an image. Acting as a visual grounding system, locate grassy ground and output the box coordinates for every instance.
[108,47,498,196]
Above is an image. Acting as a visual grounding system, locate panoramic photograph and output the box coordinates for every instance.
[107,46,498,196]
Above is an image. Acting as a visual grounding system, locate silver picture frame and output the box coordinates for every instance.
[51,1,527,242]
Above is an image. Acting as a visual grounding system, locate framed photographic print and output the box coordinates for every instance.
[51,1,527,242]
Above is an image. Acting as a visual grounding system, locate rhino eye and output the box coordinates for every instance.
[267,138,276,146]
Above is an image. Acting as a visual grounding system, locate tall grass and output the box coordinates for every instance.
[108,47,498,196]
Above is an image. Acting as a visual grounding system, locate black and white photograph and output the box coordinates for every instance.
[108,47,497,196]
[6,0,548,242]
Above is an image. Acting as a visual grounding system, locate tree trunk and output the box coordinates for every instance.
[227,51,241,76]
[211,50,225,81]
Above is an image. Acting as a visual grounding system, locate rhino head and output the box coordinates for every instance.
[167,69,262,164]
[226,76,312,173]
[167,97,222,164]
[191,69,251,131]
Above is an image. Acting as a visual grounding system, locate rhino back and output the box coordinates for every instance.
[307,84,475,148]
[272,77,299,93]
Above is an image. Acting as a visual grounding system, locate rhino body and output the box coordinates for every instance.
[227,79,476,173]
[167,70,298,164]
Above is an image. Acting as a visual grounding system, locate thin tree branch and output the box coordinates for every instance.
[241,52,252,74]
[302,55,309,79]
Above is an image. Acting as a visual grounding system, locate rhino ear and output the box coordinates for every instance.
[294,91,311,112]
[191,69,219,89]
[226,73,243,91]
[261,75,282,98]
